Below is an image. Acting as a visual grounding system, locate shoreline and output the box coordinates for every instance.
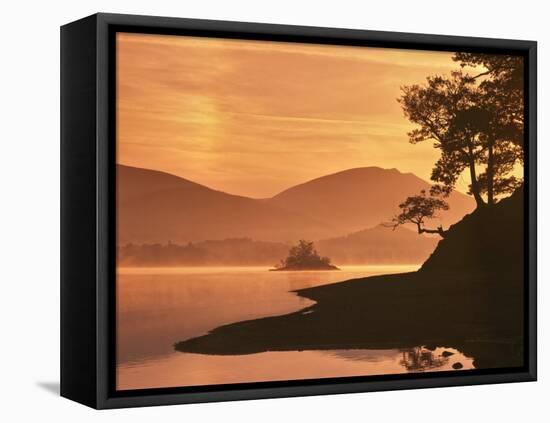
[269,265,340,271]
[175,269,523,370]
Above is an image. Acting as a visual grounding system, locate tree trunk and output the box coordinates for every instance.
[487,140,495,205]
[418,225,447,238]
[467,143,485,208]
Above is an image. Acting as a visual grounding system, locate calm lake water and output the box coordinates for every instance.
[116,265,474,390]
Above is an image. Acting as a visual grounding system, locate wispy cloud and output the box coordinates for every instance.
[117,33,456,198]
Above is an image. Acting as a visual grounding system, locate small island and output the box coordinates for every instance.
[270,240,339,271]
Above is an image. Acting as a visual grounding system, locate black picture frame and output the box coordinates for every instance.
[60,12,537,409]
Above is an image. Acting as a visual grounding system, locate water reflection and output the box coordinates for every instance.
[399,346,469,372]
[328,347,473,372]
[117,347,474,390]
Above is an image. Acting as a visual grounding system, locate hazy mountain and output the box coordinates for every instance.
[267,167,474,234]
[117,165,338,244]
[117,165,475,245]
[318,224,438,265]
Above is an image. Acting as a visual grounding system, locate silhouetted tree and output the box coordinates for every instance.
[400,71,486,207]
[399,53,524,207]
[453,53,523,126]
[454,53,524,204]
[389,190,449,238]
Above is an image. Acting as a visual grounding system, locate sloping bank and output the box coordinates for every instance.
[175,189,525,369]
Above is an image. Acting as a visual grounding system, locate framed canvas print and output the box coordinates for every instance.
[60,13,537,409]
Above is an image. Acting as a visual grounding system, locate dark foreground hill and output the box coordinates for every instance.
[421,187,524,273]
[175,188,525,370]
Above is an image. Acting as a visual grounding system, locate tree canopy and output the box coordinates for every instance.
[398,53,524,207]
[389,190,449,238]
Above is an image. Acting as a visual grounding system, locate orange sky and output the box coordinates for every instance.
[117,33,472,198]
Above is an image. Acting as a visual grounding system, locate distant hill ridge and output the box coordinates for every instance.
[117,165,338,244]
[117,164,234,206]
[117,223,439,267]
[117,164,475,245]
[267,166,474,234]
[318,224,438,265]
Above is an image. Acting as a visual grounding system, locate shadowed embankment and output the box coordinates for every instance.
[175,189,524,369]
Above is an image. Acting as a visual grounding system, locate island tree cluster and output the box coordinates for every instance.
[274,240,338,271]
